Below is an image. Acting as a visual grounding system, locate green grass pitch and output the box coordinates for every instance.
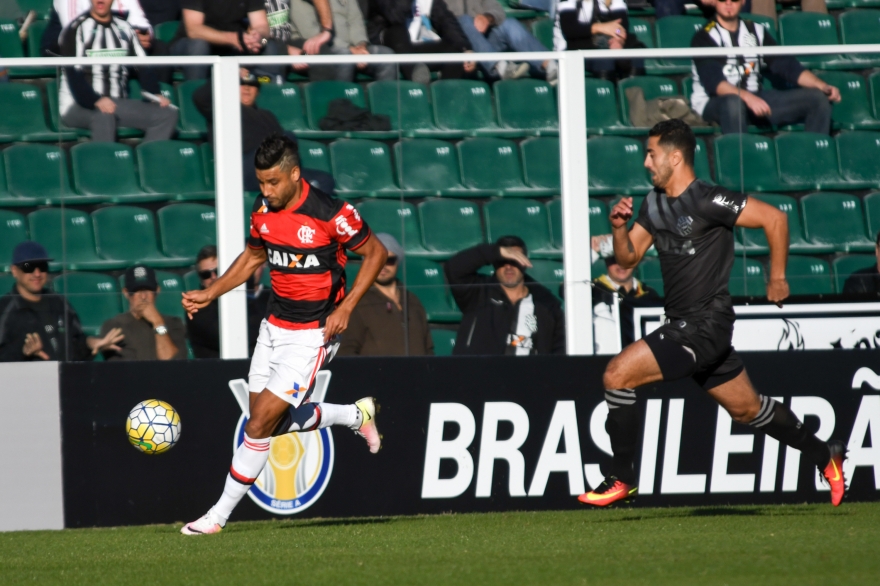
[2,503,879,585]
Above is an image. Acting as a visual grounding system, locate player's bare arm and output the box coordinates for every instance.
[609,197,653,269]
[322,234,388,342]
[182,246,267,318]
[735,197,790,306]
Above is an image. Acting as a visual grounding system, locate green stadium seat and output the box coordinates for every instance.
[354,200,429,257]
[154,21,180,43]
[815,72,880,130]
[739,194,835,255]
[530,17,553,50]
[459,137,554,197]
[43,79,88,139]
[92,206,190,268]
[837,131,880,188]
[0,151,36,207]
[617,76,681,132]
[4,144,105,205]
[741,13,778,39]
[637,257,664,296]
[298,139,332,174]
[494,79,558,136]
[201,143,214,189]
[157,204,217,262]
[418,198,483,259]
[838,9,880,67]
[394,139,467,197]
[330,139,399,198]
[0,19,53,78]
[776,132,866,190]
[729,257,766,297]
[547,198,563,249]
[694,137,713,183]
[136,140,214,201]
[801,192,875,253]
[183,270,201,292]
[18,0,53,18]
[528,259,564,300]
[367,80,458,139]
[778,13,851,69]
[430,328,457,356]
[629,18,656,49]
[303,81,372,138]
[176,80,208,139]
[587,137,652,195]
[864,192,880,240]
[521,137,560,192]
[713,134,791,192]
[154,271,186,319]
[786,256,834,296]
[589,199,612,237]
[404,258,461,323]
[51,272,122,336]
[872,72,880,120]
[343,260,360,291]
[833,254,877,293]
[255,83,309,133]
[0,83,77,142]
[70,143,167,203]
[584,78,627,135]
[483,199,559,259]
[0,272,15,293]
[651,17,707,75]
[431,80,520,138]
[23,19,55,77]
[28,208,127,271]
[0,210,27,271]
[497,0,541,19]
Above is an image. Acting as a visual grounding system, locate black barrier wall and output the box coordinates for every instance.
[59,353,880,528]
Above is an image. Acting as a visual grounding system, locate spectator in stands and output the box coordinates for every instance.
[653,0,826,21]
[690,0,840,135]
[59,0,178,143]
[447,0,556,81]
[285,0,397,81]
[554,0,645,81]
[592,254,659,352]
[191,68,336,193]
[186,245,220,358]
[445,236,565,355]
[100,265,187,361]
[366,0,476,83]
[338,234,433,356]
[47,0,154,54]
[843,232,880,297]
[0,242,123,362]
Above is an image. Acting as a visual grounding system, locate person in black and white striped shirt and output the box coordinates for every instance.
[60,0,177,142]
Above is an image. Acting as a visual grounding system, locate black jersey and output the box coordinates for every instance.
[634,179,747,318]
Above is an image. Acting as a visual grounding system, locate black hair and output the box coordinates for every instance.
[496,235,528,257]
[254,133,300,172]
[196,245,217,263]
[648,119,696,168]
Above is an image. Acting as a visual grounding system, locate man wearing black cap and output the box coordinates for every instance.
[99,265,187,361]
[0,242,124,362]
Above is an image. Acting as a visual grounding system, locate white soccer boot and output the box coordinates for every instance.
[180,509,224,535]
[354,397,382,454]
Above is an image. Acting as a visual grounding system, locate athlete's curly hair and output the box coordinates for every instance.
[649,119,696,168]
[255,133,300,173]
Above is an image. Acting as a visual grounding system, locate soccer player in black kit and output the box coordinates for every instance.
[579,120,847,507]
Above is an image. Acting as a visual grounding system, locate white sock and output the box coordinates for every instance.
[316,402,360,430]
[212,433,270,524]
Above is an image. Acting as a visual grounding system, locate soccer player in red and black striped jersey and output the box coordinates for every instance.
[180,135,388,535]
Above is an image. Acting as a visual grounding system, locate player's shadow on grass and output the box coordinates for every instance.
[276,516,424,530]
[590,505,830,523]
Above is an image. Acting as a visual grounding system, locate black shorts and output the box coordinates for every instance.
[643,313,744,391]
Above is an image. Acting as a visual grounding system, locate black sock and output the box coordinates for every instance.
[605,389,639,485]
[749,395,830,468]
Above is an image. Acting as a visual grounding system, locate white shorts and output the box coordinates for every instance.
[248,319,339,407]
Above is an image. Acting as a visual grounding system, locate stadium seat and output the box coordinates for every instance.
[741,13,778,39]
[430,328,457,356]
[298,139,332,174]
[419,199,484,259]
[154,271,187,319]
[694,137,713,183]
[547,198,563,249]
[833,254,877,292]
[70,143,167,203]
[17,0,53,19]
[786,256,834,296]
[0,19,53,78]
[713,134,790,192]
[494,79,558,136]
[183,270,200,292]
[616,76,681,132]
[175,80,208,139]
[739,194,835,255]
[157,204,217,262]
[0,151,36,207]
[255,83,309,133]
[584,78,626,135]
[367,80,457,138]
[837,131,880,188]
[776,132,866,190]
[838,9,880,67]
[136,140,214,201]
[304,81,383,138]
[815,72,880,130]
[22,19,55,77]
[0,272,15,293]
[343,260,360,291]
[154,21,179,43]
[586,137,653,195]
[394,139,468,197]
[629,17,655,49]
[51,272,122,336]
[637,257,664,296]
[521,137,560,192]
[4,144,105,205]
[530,17,553,50]
[864,192,880,239]
[458,137,554,196]
[0,210,27,271]
[872,72,880,120]
[431,80,520,138]
[483,199,559,259]
[330,139,399,198]
[354,200,429,256]
[651,17,707,75]
[778,13,850,69]
[403,258,461,323]
[201,143,214,189]
[800,192,875,253]
[0,83,77,142]
[589,199,612,237]
[497,0,541,19]
[528,259,564,300]
[28,208,127,271]
[92,206,190,268]
[729,257,766,297]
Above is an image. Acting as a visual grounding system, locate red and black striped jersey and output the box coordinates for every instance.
[247,181,371,329]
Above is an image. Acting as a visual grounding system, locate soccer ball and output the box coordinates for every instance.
[126,399,181,455]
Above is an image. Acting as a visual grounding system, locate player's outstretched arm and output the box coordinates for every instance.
[736,197,790,306]
[609,197,653,269]
[323,234,388,342]
[181,246,268,319]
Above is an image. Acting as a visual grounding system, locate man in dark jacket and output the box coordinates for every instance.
[445,236,565,355]
[842,232,880,297]
[0,242,123,362]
